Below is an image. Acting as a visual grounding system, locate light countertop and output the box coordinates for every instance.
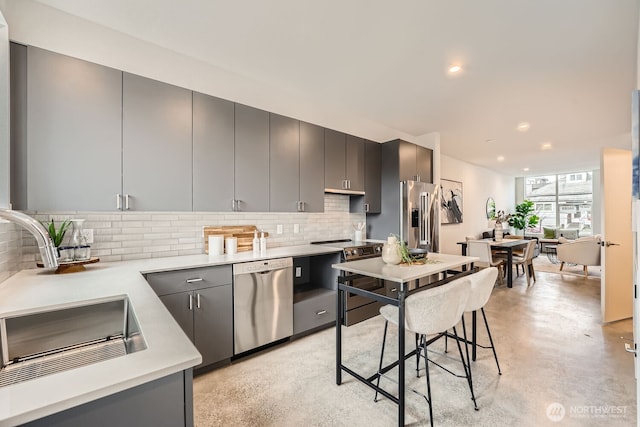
[0,244,341,426]
[332,252,478,286]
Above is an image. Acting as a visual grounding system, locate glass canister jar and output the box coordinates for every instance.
[69,219,91,261]
[381,235,402,265]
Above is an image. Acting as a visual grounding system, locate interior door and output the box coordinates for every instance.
[601,148,633,322]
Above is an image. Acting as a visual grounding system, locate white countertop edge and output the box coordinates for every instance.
[0,244,342,426]
[332,253,479,283]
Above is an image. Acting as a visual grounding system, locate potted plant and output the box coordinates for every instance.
[41,219,71,256]
[508,200,540,236]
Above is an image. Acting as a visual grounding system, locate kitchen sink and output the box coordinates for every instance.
[0,296,146,387]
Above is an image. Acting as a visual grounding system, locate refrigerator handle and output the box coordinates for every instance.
[419,192,429,245]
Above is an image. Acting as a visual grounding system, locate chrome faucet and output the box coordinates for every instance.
[0,209,58,268]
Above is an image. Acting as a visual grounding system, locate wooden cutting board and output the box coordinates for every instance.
[203,225,269,254]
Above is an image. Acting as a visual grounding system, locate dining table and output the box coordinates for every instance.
[457,238,529,288]
[332,253,478,426]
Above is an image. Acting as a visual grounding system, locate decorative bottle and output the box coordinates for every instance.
[381,235,402,265]
[69,219,90,261]
[252,230,260,256]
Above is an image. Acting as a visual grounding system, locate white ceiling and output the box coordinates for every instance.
[36,0,640,176]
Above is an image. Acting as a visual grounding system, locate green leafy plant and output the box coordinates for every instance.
[41,219,71,247]
[507,200,539,235]
[394,235,428,265]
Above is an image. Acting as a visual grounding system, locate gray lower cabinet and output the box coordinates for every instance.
[22,45,122,211]
[292,253,340,335]
[193,92,235,211]
[25,370,194,427]
[122,73,193,211]
[234,104,269,211]
[146,266,233,368]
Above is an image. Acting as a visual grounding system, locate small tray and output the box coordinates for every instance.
[37,257,100,274]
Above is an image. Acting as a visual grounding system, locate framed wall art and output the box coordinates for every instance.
[441,179,463,224]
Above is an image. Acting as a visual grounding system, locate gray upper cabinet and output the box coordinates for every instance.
[324,129,346,191]
[25,46,122,211]
[269,113,300,212]
[416,145,433,183]
[10,43,27,210]
[234,104,269,212]
[345,135,365,192]
[299,122,325,212]
[324,130,365,193]
[193,93,235,211]
[123,73,192,211]
[364,140,381,213]
[397,139,433,183]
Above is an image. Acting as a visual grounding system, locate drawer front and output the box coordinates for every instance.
[293,291,336,335]
[146,265,232,296]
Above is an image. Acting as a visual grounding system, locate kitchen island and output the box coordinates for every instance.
[332,252,478,427]
[0,244,341,426]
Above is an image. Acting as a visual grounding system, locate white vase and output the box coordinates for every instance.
[495,222,504,242]
[382,236,402,265]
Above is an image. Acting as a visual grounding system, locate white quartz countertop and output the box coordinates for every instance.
[332,252,478,285]
[0,244,341,426]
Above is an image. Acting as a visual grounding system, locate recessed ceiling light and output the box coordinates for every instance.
[516,122,530,132]
[523,167,530,172]
[485,139,496,143]
[541,142,552,150]
[447,64,462,75]
[497,156,505,162]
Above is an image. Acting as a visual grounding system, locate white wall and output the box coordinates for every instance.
[440,155,515,254]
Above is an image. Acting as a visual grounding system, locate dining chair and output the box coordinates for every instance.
[466,240,504,285]
[374,277,475,426]
[506,239,537,286]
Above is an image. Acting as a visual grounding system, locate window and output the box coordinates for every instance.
[524,171,593,236]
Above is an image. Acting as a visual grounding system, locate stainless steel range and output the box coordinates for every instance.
[311,239,397,326]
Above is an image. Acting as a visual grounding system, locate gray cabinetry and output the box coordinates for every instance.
[24,46,122,211]
[345,135,365,192]
[146,265,233,368]
[364,140,381,213]
[299,122,325,212]
[9,43,27,210]
[416,145,433,183]
[324,130,365,193]
[123,73,193,211]
[270,117,325,212]
[234,104,269,211]
[292,253,340,335]
[396,139,433,183]
[270,114,300,212]
[193,93,235,211]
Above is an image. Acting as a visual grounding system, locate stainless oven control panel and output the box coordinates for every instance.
[342,243,383,262]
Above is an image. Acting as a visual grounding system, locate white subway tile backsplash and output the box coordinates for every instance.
[6,194,365,274]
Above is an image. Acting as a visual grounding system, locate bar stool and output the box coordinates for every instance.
[374,277,474,427]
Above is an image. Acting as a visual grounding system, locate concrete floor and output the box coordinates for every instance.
[193,266,635,426]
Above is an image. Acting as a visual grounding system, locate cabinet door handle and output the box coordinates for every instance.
[196,293,201,309]
[186,277,204,283]
[231,199,236,211]
[188,293,193,311]
[116,194,122,210]
[124,194,130,210]
[347,180,351,189]
[390,288,397,293]
[299,201,305,212]
[364,203,370,213]
[316,310,327,316]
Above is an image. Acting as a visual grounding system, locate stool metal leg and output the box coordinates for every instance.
[481,307,502,375]
[415,333,421,378]
[374,320,389,402]
[453,325,478,411]
[422,340,434,427]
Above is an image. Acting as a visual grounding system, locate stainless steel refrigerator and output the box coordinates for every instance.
[400,180,439,252]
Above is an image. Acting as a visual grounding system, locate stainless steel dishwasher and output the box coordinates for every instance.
[233,257,293,354]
